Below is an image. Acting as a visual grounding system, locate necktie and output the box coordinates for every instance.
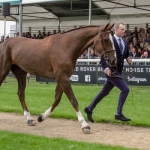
[118,39,123,54]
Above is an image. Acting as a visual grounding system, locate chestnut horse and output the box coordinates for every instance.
[0,24,116,133]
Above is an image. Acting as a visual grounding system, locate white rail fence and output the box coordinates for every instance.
[76,59,150,65]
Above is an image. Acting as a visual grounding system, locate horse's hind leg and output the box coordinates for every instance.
[11,65,36,126]
[38,83,63,122]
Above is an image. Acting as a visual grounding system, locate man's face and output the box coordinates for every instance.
[144,52,148,58]
[115,24,125,37]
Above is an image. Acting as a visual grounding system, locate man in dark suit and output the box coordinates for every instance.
[84,22,132,122]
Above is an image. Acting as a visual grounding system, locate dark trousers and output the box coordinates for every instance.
[87,74,129,115]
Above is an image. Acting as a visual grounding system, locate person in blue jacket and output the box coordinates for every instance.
[84,22,132,122]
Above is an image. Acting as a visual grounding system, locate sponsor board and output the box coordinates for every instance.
[36,65,150,86]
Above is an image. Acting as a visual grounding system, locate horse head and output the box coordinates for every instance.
[93,23,117,67]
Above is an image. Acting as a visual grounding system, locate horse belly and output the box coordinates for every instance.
[12,51,55,79]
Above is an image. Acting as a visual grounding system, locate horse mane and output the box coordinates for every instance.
[60,25,101,34]
[43,25,101,39]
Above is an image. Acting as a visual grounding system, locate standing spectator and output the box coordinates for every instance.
[16,32,19,37]
[38,34,43,39]
[46,31,51,36]
[140,37,149,49]
[139,28,147,38]
[22,32,26,37]
[32,34,37,39]
[132,27,139,40]
[0,36,4,43]
[146,28,150,34]
[146,34,150,44]
[53,30,56,34]
[42,32,46,38]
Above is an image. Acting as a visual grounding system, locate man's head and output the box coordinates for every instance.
[143,51,149,58]
[131,47,137,53]
[114,22,125,38]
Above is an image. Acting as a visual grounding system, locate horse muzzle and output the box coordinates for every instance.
[106,58,117,67]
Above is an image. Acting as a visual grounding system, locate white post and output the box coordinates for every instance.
[19,3,23,37]
[4,15,6,41]
[88,0,92,64]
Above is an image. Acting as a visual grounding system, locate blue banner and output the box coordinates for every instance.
[0,0,21,6]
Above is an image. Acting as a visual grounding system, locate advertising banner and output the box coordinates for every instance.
[36,65,150,86]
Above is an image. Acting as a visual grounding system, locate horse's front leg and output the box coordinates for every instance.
[58,76,91,134]
[11,66,36,126]
[38,83,63,122]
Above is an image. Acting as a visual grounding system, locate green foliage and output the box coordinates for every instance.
[1,77,150,127]
[0,130,137,150]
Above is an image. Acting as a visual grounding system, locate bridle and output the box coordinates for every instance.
[93,30,116,59]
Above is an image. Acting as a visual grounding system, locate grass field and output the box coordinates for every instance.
[0,77,149,150]
[0,130,138,150]
[1,77,150,127]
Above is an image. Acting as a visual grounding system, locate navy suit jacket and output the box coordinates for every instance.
[100,36,130,73]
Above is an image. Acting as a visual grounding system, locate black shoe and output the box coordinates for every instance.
[84,107,94,123]
[115,114,131,122]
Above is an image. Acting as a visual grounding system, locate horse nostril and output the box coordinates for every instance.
[111,60,116,67]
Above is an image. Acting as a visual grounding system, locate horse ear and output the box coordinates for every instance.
[102,23,110,31]
[107,23,115,30]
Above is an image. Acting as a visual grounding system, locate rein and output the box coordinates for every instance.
[111,64,135,79]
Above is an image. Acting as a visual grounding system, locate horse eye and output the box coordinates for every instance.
[103,39,109,42]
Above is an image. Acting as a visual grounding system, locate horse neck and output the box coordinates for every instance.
[67,26,100,60]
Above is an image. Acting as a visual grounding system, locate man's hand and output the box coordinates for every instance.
[127,57,132,65]
[105,68,111,76]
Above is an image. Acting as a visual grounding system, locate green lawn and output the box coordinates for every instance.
[0,77,149,150]
[0,130,137,150]
[0,77,150,127]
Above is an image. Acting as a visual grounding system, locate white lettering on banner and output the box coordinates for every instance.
[97,67,103,72]
[80,67,96,71]
[75,66,103,72]
[127,76,147,83]
[70,75,79,81]
[126,68,144,73]
[145,68,150,72]
[98,77,106,81]
[85,75,91,82]
[75,67,79,71]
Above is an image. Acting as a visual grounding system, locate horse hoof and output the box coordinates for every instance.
[82,126,91,134]
[38,114,44,122]
[27,120,36,126]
